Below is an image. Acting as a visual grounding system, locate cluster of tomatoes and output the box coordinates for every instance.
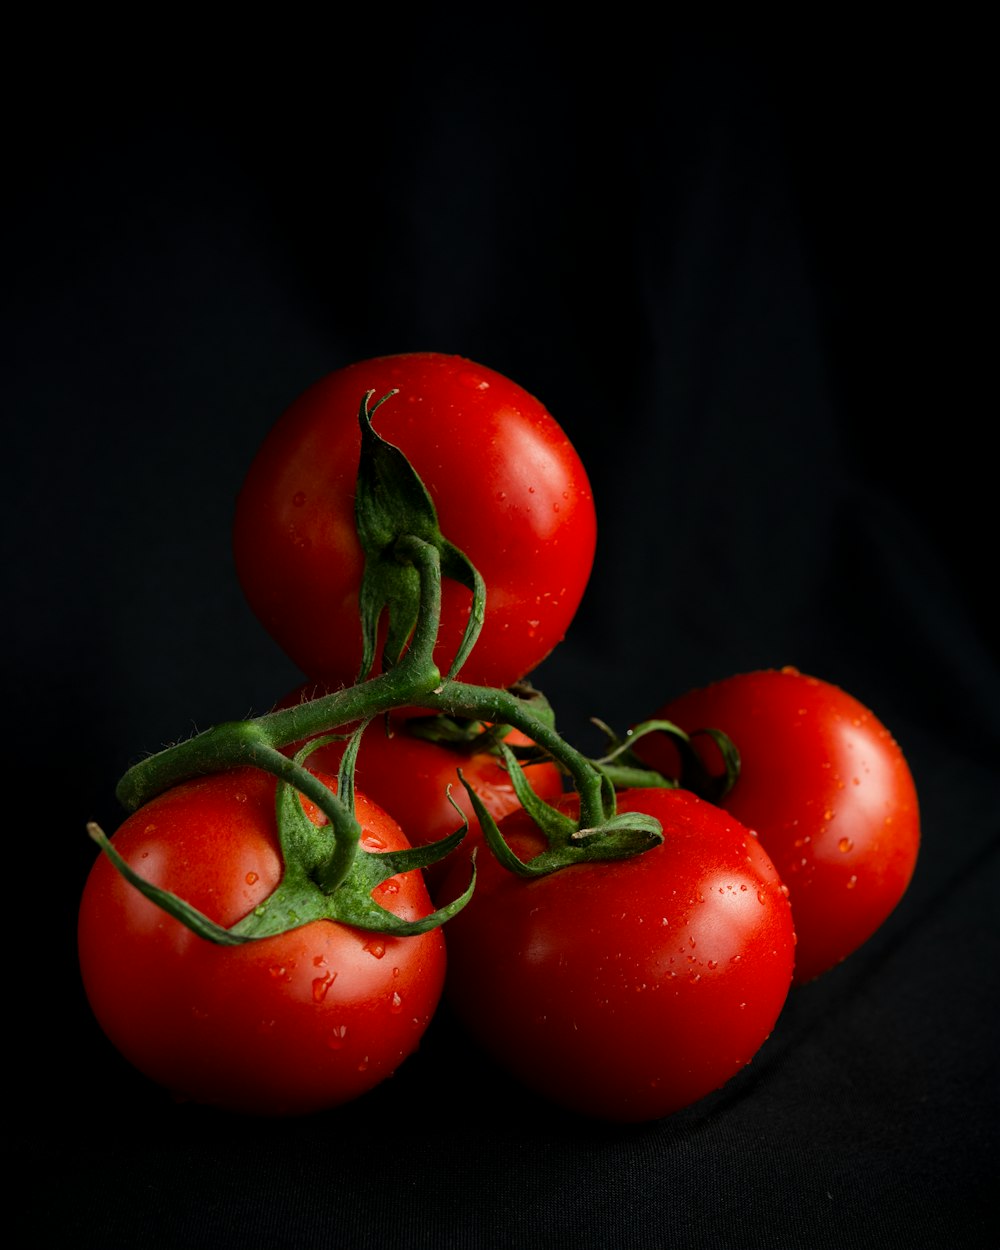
[78,353,920,1122]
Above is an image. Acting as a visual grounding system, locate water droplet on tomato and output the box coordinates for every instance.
[757,890,767,905]
[362,833,386,850]
[357,1057,370,1072]
[312,971,337,1002]
[458,371,489,391]
[389,991,403,1013]
[245,871,258,885]
[846,874,858,889]
[269,965,290,981]
[838,837,854,853]
[364,940,386,960]
[327,1025,348,1050]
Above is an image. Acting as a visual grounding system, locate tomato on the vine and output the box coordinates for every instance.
[438,787,796,1123]
[233,352,597,691]
[636,668,920,984]
[78,767,447,1116]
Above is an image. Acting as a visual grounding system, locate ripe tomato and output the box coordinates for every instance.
[306,715,565,895]
[78,767,447,1116]
[438,788,796,1122]
[636,668,920,984]
[233,352,597,691]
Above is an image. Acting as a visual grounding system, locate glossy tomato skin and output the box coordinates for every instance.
[233,352,597,691]
[438,788,796,1122]
[638,668,920,984]
[78,767,446,1116]
[307,716,565,896]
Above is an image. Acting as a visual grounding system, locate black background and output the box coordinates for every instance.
[7,21,997,1250]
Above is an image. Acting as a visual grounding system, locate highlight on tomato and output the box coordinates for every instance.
[634,667,920,984]
[437,787,797,1123]
[78,766,457,1116]
[232,352,597,692]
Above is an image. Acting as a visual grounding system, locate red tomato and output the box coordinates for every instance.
[438,788,796,1122]
[636,668,920,984]
[307,717,565,896]
[77,767,446,1116]
[232,352,597,691]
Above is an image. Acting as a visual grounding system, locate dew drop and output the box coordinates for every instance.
[327,1025,348,1050]
[757,890,767,905]
[362,833,387,850]
[364,940,387,960]
[458,371,489,391]
[838,837,854,853]
[245,871,259,885]
[389,991,403,1013]
[846,875,858,889]
[312,971,337,1002]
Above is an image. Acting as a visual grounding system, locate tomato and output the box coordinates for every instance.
[233,352,597,691]
[306,715,565,895]
[438,788,796,1122]
[636,668,920,984]
[77,767,447,1116]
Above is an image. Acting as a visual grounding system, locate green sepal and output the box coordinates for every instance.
[231,776,475,939]
[354,389,486,682]
[459,746,662,879]
[495,741,575,838]
[591,717,740,804]
[86,822,251,946]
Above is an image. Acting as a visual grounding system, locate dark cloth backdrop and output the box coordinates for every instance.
[7,22,996,1250]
